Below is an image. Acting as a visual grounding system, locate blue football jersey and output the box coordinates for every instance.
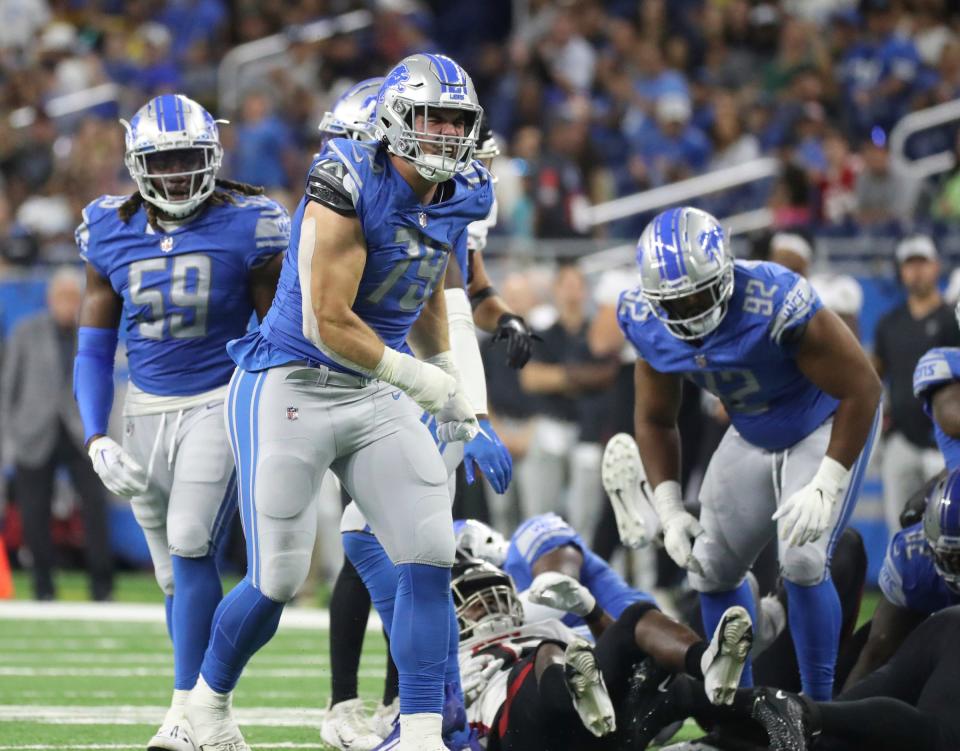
[878,522,960,615]
[77,193,290,396]
[617,261,837,452]
[913,347,960,471]
[229,138,493,375]
[504,513,655,629]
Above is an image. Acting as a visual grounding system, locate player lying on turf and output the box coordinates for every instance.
[617,206,882,701]
[453,554,757,750]
[74,94,288,751]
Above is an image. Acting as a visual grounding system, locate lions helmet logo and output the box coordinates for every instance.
[380,64,410,103]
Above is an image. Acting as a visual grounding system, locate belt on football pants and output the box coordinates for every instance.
[284,362,371,389]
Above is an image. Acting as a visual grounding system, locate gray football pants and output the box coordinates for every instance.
[226,364,454,603]
[123,401,236,595]
[690,409,881,591]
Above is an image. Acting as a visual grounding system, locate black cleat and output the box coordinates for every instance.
[624,658,683,749]
[749,688,811,751]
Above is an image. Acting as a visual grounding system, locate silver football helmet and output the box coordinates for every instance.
[924,469,960,594]
[455,519,509,567]
[452,556,524,640]
[121,94,224,218]
[635,206,734,340]
[375,53,483,183]
[318,77,383,143]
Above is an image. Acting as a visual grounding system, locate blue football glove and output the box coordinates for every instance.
[463,419,512,494]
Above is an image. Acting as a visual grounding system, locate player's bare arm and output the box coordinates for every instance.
[77,264,122,447]
[467,250,511,333]
[633,359,683,488]
[842,597,925,691]
[932,382,960,438]
[249,253,283,320]
[795,307,883,469]
[305,200,385,370]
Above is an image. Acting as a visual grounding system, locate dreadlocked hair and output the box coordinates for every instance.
[116,179,266,227]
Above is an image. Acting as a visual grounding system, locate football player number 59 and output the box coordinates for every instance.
[129,254,211,339]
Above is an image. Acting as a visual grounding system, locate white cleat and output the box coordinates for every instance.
[564,638,617,738]
[701,605,754,706]
[371,698,399,740]
[321,698,383,751]
[601,433,654,549]
[184,678,250,751]
[148,717,197,751]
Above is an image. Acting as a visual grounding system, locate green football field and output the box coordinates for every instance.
[0,572,880,750]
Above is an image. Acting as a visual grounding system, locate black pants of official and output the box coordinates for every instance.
[15,421,113,600]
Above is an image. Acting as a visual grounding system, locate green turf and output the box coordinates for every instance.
[0,572,883,750]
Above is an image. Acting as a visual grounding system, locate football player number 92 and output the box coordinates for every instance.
[128,253,212,340]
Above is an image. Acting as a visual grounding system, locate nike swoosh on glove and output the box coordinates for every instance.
[464,419,512,493]
[88,436,148,497]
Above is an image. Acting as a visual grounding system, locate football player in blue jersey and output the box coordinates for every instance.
[184,54,495,751]
[73,93,289,751]
[912,301,960,472]
[843,468,960,689]
[615,206,882,702]
[323,111,532,750]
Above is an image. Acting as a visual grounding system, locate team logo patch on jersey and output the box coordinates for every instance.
[286,407,299,421]
[160,236,174,253]
[695,354,708,368]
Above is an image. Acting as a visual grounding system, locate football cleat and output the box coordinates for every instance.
[183,679,249,751]
[321,698,383,751]
[624,658,683,748]
[147,718,197,751]
[564,638,617,738]
[371,698,399,740]
[702,605,753,706]
[601,433,654,549]
[749,688,810,751]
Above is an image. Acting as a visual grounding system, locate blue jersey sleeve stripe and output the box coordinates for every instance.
[328,141,364,190]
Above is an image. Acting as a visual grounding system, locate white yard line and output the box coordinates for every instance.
[0,653,386,667]
[0,602,383,632]
[0,705,327,727]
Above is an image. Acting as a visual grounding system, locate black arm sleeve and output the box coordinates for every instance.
[305,159,357,216]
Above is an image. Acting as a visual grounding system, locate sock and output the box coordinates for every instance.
[343,532,399,634]
[328,555,371,704]
[200,577,284,693]
[171,555,223,691]
[684,641,708,680]
[700,580,757,687]
[384,644,400,706]
[164,594,174,643]
[445,595,463,699]
[784,578,840,700]
[399,713,443,745]
[392,563,450,715]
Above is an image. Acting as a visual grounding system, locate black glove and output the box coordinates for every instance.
[492,313,539,369]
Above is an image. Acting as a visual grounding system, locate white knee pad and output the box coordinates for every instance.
[383,491,456,567]
[253,449,319,602]
[780,545,828,586]
[167,515,213,558]
[687,535,749,593]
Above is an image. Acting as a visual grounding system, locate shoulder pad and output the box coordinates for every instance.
[769,275,818,346]
[914,348,960,398]
[76,195,128,261]
[305,158,357,216]
[460,160,491,188]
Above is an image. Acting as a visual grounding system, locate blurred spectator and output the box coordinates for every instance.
[227,89,297,190]
[769,231,813,276]
[532,111,590,238]
[855,128,920,227]
[769,161,814,229]
[815,129,859,226]
[0,267,113,601]
[629,93,710,188]
[537,7,596,95]
[518,262,616,540]
[707,91,760,172]
[873,235,960,538]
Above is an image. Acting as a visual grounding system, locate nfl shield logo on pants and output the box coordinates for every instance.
[286,406,299,421]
